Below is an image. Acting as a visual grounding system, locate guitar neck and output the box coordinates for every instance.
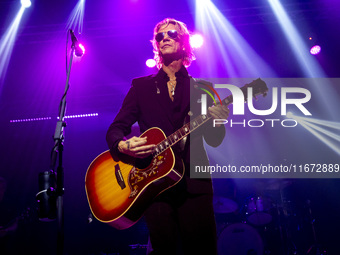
[152,114,210,156]
[152,94,234,157]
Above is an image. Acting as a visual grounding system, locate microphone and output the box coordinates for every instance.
[69,29,84,57]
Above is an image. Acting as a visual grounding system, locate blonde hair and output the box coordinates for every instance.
[151,18,195,69]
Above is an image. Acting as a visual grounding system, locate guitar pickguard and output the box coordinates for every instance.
[128,153,166,198]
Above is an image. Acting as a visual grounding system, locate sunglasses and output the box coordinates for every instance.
[155,30,178,42]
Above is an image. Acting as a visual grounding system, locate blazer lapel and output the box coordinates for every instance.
[153,76,176,127]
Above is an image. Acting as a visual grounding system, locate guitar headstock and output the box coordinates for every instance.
[240,78,268,101]
[222,78,268,106]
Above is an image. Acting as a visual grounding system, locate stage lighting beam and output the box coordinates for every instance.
[302,120,340,143]
[268,0,340,121]
[297,119,340,156]
[195,0,275,77]
[67,0,86,34]
[0,7,26,87]
[268,0,324,77]
[288,113,340,156]
[296,116,340,130]
[21,0,31,8]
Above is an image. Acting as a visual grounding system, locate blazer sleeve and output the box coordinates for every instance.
[203,122,225,148]
[106,81,140,159]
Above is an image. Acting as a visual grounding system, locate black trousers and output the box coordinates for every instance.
[144,189,217,255]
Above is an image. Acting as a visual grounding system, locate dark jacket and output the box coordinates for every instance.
[106,66,225,194]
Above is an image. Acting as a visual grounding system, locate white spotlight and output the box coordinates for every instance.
[21,0,31,8]
[310,45,321,55]
[190,34,204,49]
[146,59,156,68]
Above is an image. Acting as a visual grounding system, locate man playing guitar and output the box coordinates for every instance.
[105,18,229,255]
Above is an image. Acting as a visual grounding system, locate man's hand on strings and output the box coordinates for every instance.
[118,136,155,158]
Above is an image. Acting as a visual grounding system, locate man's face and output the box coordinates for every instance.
[157,23,181,58]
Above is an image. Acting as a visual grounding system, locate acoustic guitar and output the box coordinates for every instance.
[85,78,268,229]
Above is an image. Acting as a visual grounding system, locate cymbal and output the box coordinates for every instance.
[213,196,238,213]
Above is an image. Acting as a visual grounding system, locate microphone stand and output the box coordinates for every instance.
[50,43,76,255]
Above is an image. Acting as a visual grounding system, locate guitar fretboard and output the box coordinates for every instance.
[152,113,212,157]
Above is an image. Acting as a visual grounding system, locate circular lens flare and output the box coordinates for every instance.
[146,59,156,68]
[310,45,321,55]
[190,34,204,49]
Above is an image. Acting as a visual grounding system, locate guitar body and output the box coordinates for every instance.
[85,127,185,229]
[85,78,268,230]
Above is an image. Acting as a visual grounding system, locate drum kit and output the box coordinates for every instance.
[213,179,325,255]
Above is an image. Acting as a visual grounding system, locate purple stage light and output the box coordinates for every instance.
[78,43,85,55]
[190,34,204,49]
[59,113,99,119]
[146,59,156,68]
[10,117,52,123]
[74,43,85,57]
[310,45,321,55]
[10,113,99,123]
